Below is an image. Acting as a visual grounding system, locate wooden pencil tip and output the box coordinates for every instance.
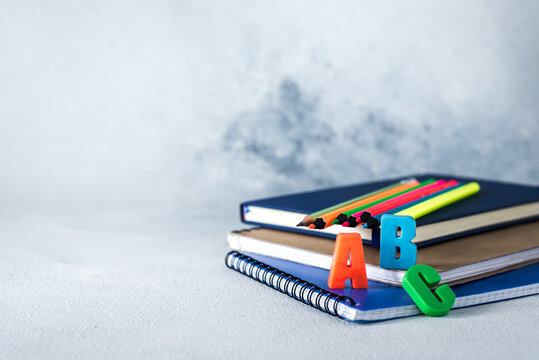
[296,222,304,227]
[301,215,314,226]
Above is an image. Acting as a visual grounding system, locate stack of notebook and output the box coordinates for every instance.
[225,174,539,322]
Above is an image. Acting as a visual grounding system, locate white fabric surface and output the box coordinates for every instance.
[0,214,537,359]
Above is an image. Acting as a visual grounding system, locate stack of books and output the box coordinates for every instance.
[224,174,539,322]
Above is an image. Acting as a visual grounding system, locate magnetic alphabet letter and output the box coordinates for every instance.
[402,264,455,317]
[380,215,417,270]
[327,233,368,289]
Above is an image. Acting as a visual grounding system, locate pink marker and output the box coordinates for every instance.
[352,180,459,224]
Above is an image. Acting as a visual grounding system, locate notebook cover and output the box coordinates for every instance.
[240,173,539,246]
[239,252,539,322]
[231,221,539,284]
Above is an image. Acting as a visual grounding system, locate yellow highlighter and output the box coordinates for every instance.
[394,182,481,219]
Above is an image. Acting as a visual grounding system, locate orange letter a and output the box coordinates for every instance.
[327,233,368,289]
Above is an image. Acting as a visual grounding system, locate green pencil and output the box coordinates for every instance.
[296,179,415,227]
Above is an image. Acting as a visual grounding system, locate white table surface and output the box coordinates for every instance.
[1,213,537,359]
[1,0,538,358]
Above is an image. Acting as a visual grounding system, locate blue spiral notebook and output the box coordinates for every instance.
[225,251,539,322]
[240,174,539,247]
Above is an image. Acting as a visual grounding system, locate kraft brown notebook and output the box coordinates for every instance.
[227,221,539,286]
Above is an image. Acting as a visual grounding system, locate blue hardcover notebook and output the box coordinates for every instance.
[225,251,539,322]
[240,174,539,247]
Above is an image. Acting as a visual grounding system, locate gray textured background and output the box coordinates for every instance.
[0,0,538,358]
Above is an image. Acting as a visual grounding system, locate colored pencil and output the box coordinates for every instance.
[393,181,480,219]
[331,179,436,225]
[296,179,412,227]
[362,182,461,229]
[342,180,451,227]
[343,180,458,227]
[308,179,420,229]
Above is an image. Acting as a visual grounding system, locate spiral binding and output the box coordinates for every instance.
[225,251,355,318]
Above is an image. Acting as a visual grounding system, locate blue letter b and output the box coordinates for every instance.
[380,215,417,270]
